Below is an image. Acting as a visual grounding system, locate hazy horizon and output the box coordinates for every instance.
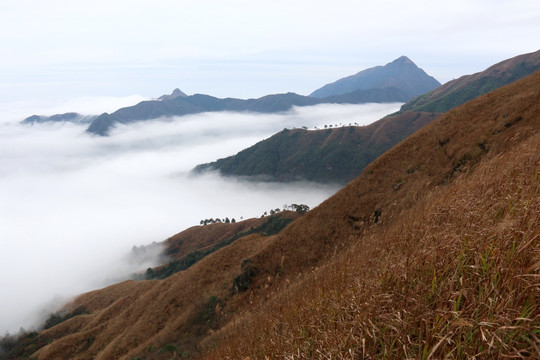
[1,1,539,106]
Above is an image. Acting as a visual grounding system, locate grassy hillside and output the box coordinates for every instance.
[202,69,540,359]
[194,112,438,184]
[401,49,540,113]
[3,70,539,360]
[206,127,540,360]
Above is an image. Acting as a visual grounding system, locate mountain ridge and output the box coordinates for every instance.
[401,49,540,113]
[21,56,439,136]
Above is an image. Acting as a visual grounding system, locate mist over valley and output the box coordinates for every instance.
[0,101,400,334]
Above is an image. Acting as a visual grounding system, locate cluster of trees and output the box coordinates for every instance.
[291,123,362,131]
[260,208,282,217]
[200,217,237,226]
[318,122,361,129]
[285,203,311,214]
[199,204,311,226]
[260,204,311,217]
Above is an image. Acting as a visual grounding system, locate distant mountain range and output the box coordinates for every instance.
[22,56,440,136]
[85,92,322,135]
[310,55,441,99]
[194,50,540,184]
[8,62,540,360]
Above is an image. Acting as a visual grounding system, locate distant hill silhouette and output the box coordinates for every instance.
[22,57,440,136]
[195,50,540,184]
[22,112,96,125]
[85,92,322,135]
[310,56,440,99]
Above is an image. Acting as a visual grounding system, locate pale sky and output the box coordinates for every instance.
[1,0,539,113]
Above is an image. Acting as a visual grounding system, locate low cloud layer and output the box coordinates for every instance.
[0,102,400,334]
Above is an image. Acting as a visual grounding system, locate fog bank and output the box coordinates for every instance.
[0,102,401,333]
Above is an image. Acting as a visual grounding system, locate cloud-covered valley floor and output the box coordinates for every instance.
[0,102,400,334]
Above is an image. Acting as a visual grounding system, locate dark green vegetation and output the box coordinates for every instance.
[42,307,90,330]
[401,49,540,113]
[310,55,440,98]
[200,217,236,225]
[142,215,294,280]
[194,112,438,184]
[0,330,50,360]
[0,307,89,360]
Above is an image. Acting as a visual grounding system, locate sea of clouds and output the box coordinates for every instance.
[0,99,401,334]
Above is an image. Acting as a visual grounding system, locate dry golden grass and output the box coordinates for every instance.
[33,228,277,359]
[201,72,540,359]
[164,216,286,261]
[205,133,540,359]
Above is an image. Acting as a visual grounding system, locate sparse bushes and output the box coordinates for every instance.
[200,217,236,226]
[157,343,177,355]
[0,307,90,359]
[232,259,257,293]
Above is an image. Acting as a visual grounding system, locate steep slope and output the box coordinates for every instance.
[401,48,540,113]
[202,69,540,359]
[144,212,300,280]
[194,112,438,184]
[310,56,440,99]
[6,70,540,360]
[227,69,540,287]
[206,104,540,360]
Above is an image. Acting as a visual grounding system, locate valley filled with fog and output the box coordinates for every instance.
[0,101,401,334]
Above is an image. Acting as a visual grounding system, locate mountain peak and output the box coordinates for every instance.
[158,88,188,100]
[310,57,440,99]
[391,55,414,65]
